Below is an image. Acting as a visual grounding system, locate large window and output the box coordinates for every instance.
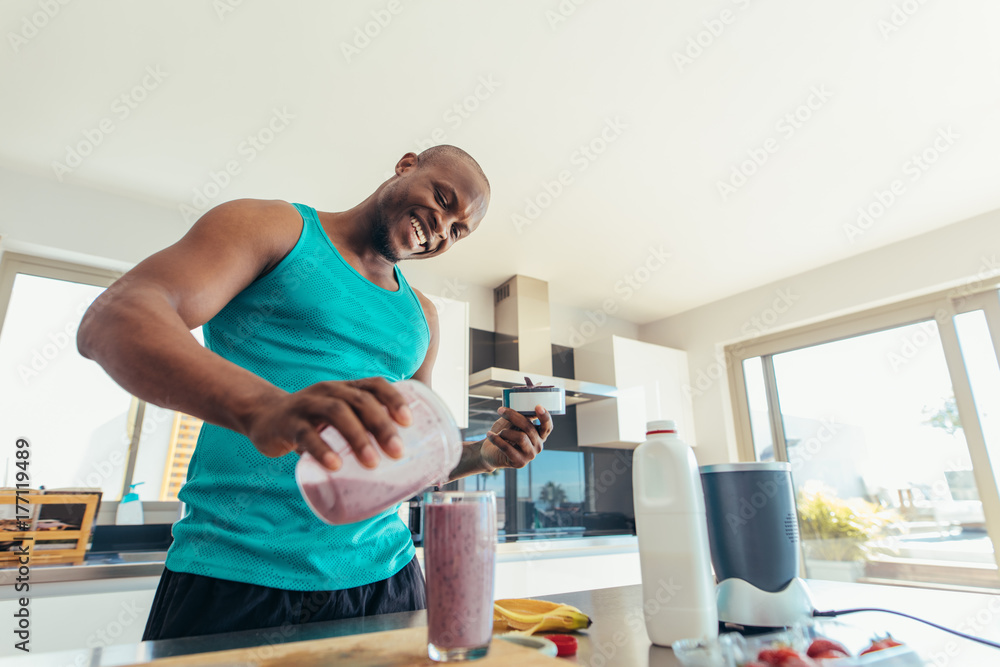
[729,285,1000,590]
[0,253,202,517]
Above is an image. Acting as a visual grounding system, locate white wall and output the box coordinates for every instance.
[0,166,186,267]
[639,207,1000,466]
[0,167,637,340]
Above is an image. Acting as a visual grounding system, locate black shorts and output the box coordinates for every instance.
[142,556,426,641]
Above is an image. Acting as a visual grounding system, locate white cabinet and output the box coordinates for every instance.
[574,336,694,449]
[427,295,469,428]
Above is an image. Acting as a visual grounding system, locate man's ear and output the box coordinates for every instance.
[395,152,418,175]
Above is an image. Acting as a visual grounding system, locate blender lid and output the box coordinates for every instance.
[700,461,791,473]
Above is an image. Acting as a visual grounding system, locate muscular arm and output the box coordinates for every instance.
[77,199,412,470]
[77,199,292,433]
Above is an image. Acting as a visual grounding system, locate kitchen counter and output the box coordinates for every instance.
[7,580,1000,666]
[0,552,168,590]
[0,535,637,589]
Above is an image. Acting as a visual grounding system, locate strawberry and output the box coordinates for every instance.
[757,648,786,664]
[860,634,904,655]
[811,650,848,661]
[806,638,850,659]
[757,646,818,666]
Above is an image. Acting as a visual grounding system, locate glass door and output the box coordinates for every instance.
[762,319,996,588]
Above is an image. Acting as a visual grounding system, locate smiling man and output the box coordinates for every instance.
[77,145,553,640]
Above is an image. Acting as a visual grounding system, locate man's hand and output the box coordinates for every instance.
[244,377,412,471]
[480,405,553,470]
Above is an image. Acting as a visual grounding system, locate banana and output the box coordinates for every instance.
[493,598,593,636]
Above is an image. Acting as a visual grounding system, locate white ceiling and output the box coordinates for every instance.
[2,1,999,322]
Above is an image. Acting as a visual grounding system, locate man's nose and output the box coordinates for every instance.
[434,216,450,240]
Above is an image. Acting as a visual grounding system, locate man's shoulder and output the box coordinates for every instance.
[192,199,306,277]
[411,288,439,327]
[209,198,300,221]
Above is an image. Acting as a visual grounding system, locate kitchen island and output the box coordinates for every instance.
[7,580,1000,666]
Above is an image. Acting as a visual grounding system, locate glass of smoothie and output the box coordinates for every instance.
[423,490,497,662]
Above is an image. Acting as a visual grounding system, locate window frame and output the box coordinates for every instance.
[725,278,1000,576]
[0,250,182,519]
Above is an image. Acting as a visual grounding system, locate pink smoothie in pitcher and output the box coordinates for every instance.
[295,380,462,525]
[424,494,497,660]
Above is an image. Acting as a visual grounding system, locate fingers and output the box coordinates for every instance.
[297,426,343,471]
[533,404,554,440]
[497,406,549,450]
[349,377,412,427]
[251,378,416,471]
[483,431,514,468]
[336,401,390,467]
[313,382,406,462]
[333,387,405,460]
[486,429,534,468]
[488,405,551,469]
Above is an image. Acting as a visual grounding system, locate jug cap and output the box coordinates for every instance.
[646,419,677,435]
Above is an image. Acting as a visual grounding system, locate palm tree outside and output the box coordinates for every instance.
[539,481,567,509]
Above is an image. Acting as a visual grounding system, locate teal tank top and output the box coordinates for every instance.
[165,203,431,591]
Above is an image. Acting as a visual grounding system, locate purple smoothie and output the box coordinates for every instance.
[424,495,496,659]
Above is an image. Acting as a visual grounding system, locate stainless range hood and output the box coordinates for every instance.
[468,275,617,408]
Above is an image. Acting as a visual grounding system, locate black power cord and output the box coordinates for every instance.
[813,607,1000,650]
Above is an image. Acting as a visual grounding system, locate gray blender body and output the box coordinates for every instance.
[700,462,813,627]
[700,462,800,591]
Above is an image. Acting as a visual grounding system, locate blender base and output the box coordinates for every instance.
[716,577,815,628]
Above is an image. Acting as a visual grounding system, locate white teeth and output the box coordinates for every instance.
[410,215,427,246]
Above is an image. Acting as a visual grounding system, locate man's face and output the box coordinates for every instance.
[372,155,489,263]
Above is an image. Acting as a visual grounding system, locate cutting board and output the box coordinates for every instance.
[124,627,564,667]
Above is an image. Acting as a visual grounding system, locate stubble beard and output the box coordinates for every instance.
[372,182,404,264]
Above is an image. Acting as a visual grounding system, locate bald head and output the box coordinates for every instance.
[417,145,490,196]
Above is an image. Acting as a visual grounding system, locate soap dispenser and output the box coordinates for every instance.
[116,482,145,525]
